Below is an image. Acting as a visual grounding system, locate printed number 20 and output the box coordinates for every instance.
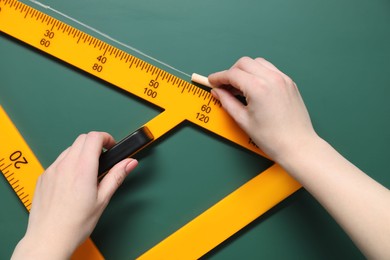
[9,151,28,169]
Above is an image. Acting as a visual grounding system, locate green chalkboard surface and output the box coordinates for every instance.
[1,0,389,259]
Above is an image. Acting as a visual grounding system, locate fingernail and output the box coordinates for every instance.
[125,159,138,173]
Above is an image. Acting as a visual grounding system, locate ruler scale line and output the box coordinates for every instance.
[23,8,29,18]
[21,5,27,13]
[2,163,12,171]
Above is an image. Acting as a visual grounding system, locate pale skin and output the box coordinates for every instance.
[12,132,138,259]
[12,57,389,259]
[208,57,390,259]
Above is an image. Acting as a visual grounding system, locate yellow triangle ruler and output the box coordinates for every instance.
[0,0,302,258]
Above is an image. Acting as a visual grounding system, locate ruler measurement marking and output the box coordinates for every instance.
[135,59,140,68]
[155,70,161,80]
[84,34,90,44]
[23,8,29,18]
[129,58,135,68]
[125,54,131,63]
[177,80,183,88]
[199,90,205,99]
[77,33,83,44]
[31,9,38,19]
[37,12,43,21]
[166,75,171,83]
[85,34,91,44]
[193,87,199,96]
[55,20,61,30]
[146,64,152,73]
[151,67,157,76]
[42,14,48,24]
[1,163,11,171]
[81,33,87,43]
[74,30,80,40]
[119,51,125,61]
[98,41,104,50]
[106,45,112,55]
[33,11,39,20]
[140,60,145,70]
[114,49,120,58]
[207,96,213,106]
[87,37,93,46]
[20,5,27,14]
[63,25,70,34]
[134,59,139,68]
[16,0,22,9]
[109,46,115,55]
[111,48,117,57]
[68,26,75,36]
[172,77,178,86]
[61,24,67,33]
[93,40,99,49]
[90,37,96,46]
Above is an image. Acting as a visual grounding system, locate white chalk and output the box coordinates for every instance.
[191,73,213,88]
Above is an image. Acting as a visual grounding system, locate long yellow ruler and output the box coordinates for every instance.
[0,0,302,259]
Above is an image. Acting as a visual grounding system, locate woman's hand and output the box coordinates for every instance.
[12,132,138,259]
[209,57,319,163]
[210,57,390,259]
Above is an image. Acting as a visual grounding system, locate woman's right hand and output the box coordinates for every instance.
[208,57,319,163]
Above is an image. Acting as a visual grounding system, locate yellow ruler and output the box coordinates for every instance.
[0,0,302,258]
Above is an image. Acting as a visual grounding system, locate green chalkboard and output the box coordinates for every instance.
[1,0,389,259]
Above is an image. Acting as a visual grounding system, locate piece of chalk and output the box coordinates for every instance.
[191,73,213,88]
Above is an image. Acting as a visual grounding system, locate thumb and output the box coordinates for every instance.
[211,88,248,128]
[98,159,138,206]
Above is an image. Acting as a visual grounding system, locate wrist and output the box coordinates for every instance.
[274,133,326,172]
[12,232,74,260]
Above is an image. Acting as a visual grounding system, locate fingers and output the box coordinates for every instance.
[80,132,116,161]
[208,56,271,97]
[98,158,138,206]
[208,57,290,95]
[51,132,116,180]
[234,56,270,78]
[211,88,248,128]
[208,66,260,97]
